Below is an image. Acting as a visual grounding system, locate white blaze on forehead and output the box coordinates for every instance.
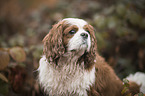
[62,18,88,28]
[62,18,91,52]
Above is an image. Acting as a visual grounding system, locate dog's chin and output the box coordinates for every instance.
[80,43,88,51]
[69,43,88,55]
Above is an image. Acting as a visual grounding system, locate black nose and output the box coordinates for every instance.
[80,33,88,39]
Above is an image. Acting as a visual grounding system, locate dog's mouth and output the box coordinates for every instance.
[81,40,88,46]
[69,43,88,53]
[82,42,87,45]
[67,38,90,52]
[81,39,88,45]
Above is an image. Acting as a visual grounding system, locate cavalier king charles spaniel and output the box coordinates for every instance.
[38,18,145,96]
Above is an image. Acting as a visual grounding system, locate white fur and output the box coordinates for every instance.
[63,18,91,52]
[126,72,145,93]
[62,18,88,27]
[38,18,95,96]
[38,55,96,96]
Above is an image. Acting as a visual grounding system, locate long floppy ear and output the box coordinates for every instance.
[83,25,98,69]
[42,21,65,62]
[88,24,97,57]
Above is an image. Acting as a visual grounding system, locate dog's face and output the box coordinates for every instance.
[43,18,97,65]
[62,18,91,52]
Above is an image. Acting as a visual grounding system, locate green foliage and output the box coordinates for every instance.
[0,80,9,96]
[121,79,131,96]
[135,93,144,96]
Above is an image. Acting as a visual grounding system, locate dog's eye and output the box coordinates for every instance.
[69,30,76,34]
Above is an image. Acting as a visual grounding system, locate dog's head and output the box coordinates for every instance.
[43,18,97,68]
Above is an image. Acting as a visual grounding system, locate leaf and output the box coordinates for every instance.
[123,78,129,87]
[107,16,119,29]
[0,73,8,83]
[139,18,145,29]
[134,92,144,96]
[9,65,26,92]
[127,10,142,26]
[0,80,9,95]
[9,47,26,62]
[0,50,10,70]
[123,78,129,84]
[94,15,107,29]
[116,4,126,17]
[121,87,129,94]
[126,93,132,96]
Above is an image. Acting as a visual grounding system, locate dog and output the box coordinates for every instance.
[38,18,145,96]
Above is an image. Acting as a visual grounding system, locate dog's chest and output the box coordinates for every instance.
[38,56,96,96]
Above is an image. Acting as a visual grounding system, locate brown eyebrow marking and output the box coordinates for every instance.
[83,25,90,33]
[62,23,70,30]
[83,24,94,34]
[63,25,78,34]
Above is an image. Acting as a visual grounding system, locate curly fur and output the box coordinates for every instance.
[43,22,65,62]
[38,18,145,96]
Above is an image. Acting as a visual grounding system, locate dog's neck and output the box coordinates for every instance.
[56,49,86,68]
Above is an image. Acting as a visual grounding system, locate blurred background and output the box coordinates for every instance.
[0,0,145,96]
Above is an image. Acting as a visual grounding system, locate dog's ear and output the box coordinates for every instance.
[83,25,98,69]
[43,22,65,62]
[88,24,97,57]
